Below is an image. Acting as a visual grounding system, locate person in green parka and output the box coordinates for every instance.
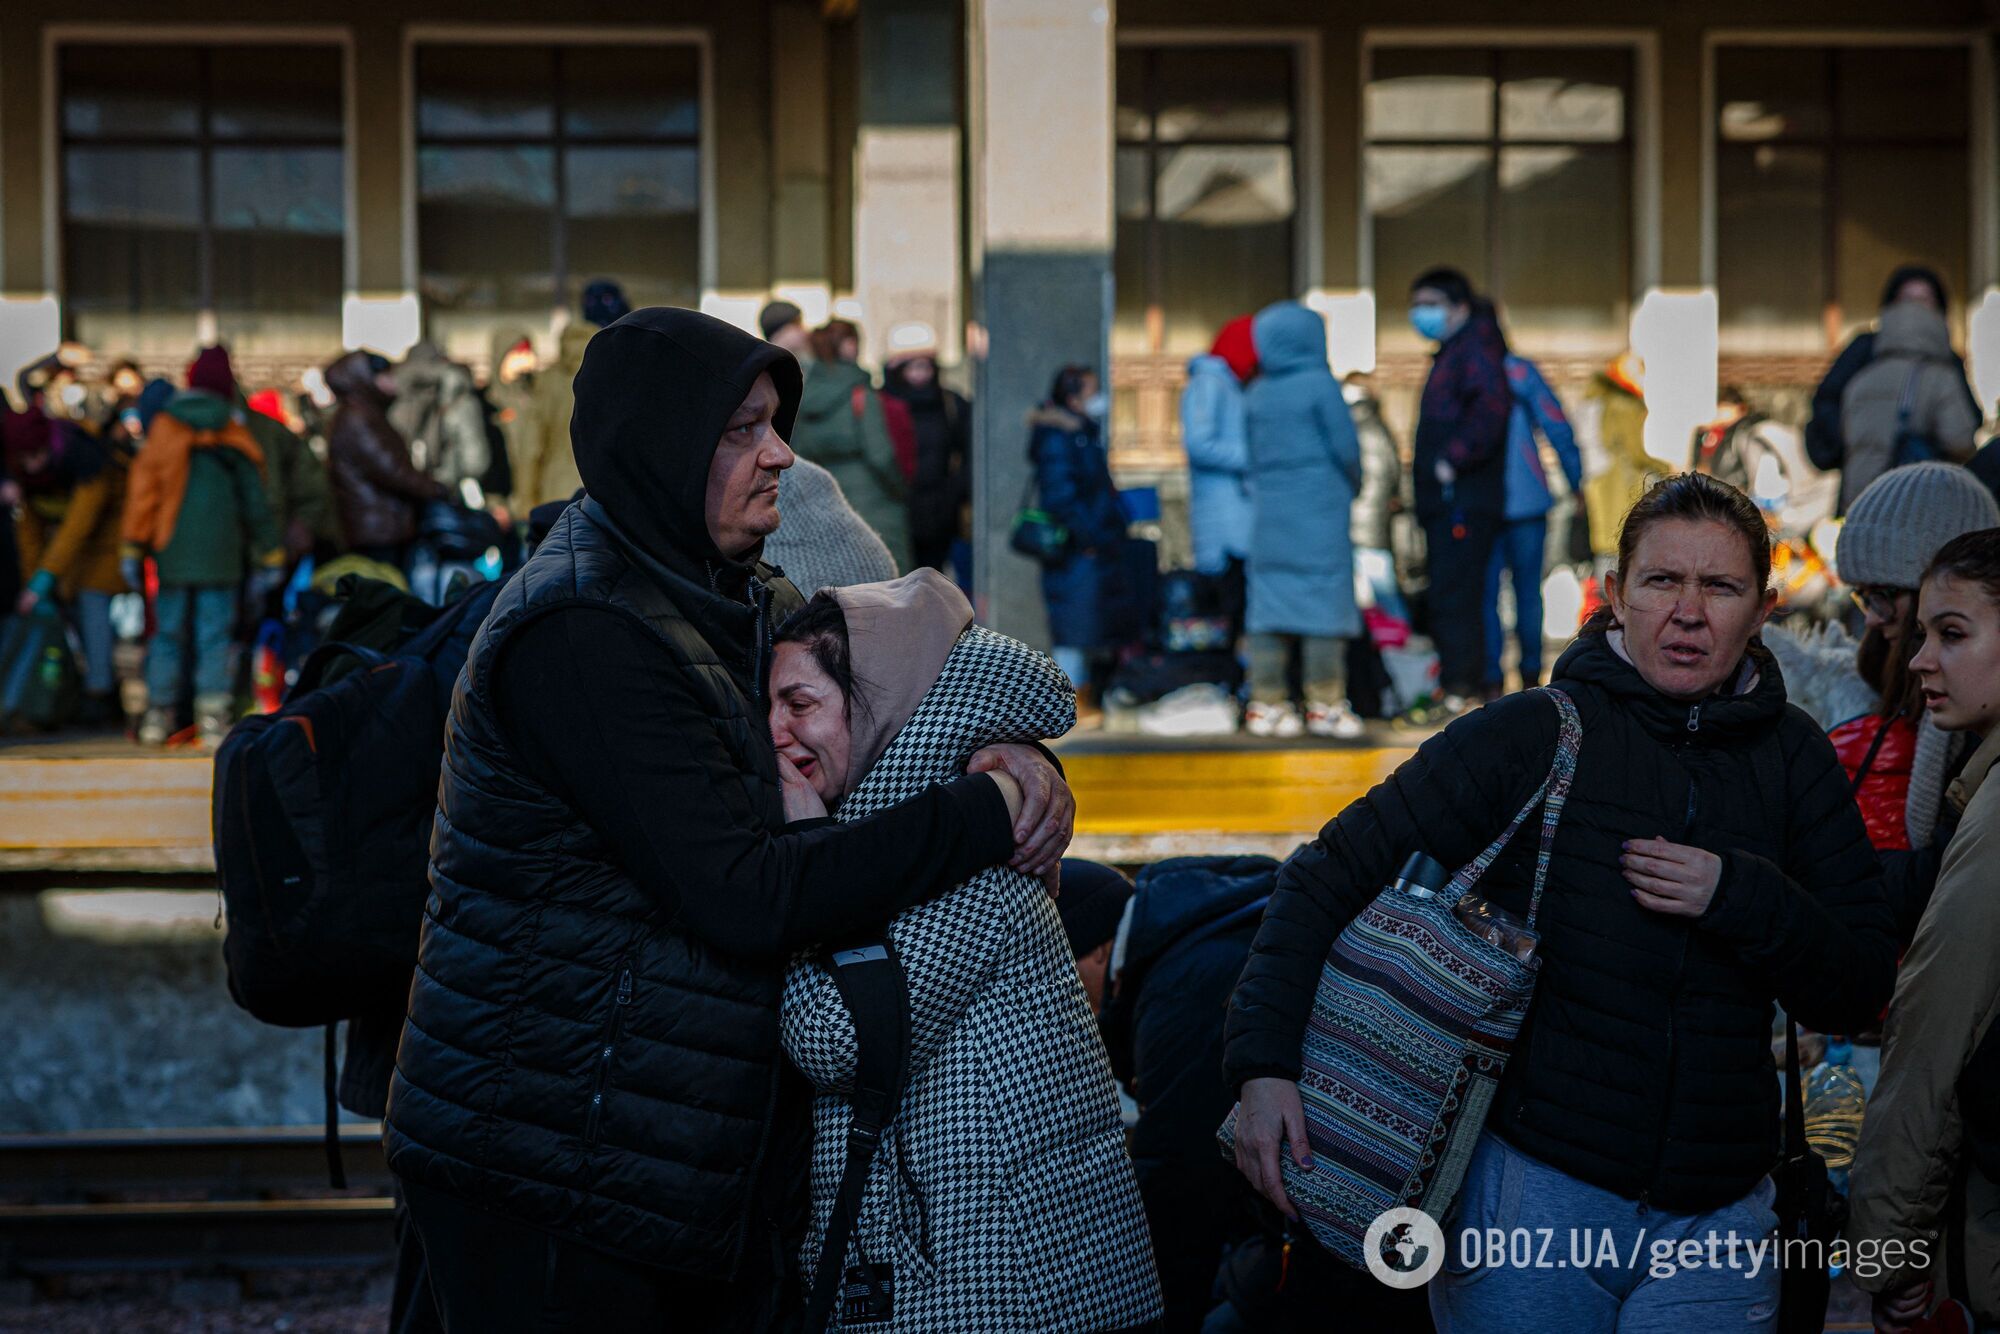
[790,320,910,567]
[122,348,283,746]
[238,383,340,561]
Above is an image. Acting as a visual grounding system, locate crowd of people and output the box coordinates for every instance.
[0,282,975,746]
[1002,260,2000,741]
[11,257,2000,1332]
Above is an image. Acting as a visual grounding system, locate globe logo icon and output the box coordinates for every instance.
[1364,1206,1447,1289]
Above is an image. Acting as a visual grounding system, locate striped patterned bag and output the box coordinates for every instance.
[1221,686,1582,1269]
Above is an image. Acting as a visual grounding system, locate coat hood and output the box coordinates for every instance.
[837,622,1076,817]
[797,358,871,421]
[569,306,803,570]
[1211,314,1259,383]
[162,388,235,432]
[1552,627,1786,743]
[1185,353,1237,383]
[324,350,389,410]
[1249,302,1329,375]
[489,326,534,375]
[1875,301,1957,362]
[553,319,595,371]
[831,568,974,786]
[1122,855,1276,980]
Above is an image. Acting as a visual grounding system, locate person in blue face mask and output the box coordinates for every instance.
[1406,267,1514,719]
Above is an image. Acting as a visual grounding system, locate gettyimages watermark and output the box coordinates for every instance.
[1363,1208,1932,1289]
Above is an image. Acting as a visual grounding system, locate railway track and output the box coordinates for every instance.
[0,1125,396,1280]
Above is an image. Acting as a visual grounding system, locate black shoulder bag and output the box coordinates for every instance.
[801,939,913,1334]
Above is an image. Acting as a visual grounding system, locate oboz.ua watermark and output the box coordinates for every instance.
[1364,1211,1933,1288]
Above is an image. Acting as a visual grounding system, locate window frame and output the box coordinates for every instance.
[403,26,715,334]
[1703,31,1988,354]
[1113,35,1313,358]
[44,25,354,346]
[1360,39,1640,350]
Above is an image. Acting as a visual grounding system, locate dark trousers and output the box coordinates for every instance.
[390,1184,444,1334]
[400,1177,786,1333]
[1423,512,1503,698]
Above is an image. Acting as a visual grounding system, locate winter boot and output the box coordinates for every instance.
[195,692,236,748]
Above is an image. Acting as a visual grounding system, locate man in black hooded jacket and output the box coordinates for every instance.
[383,308,1072,1330]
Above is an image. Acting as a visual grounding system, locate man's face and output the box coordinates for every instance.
[705,371,794,559]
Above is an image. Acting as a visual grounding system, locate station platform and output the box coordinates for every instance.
[0,728,1423,874]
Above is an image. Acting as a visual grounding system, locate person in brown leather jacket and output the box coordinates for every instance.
[325,350,448,565]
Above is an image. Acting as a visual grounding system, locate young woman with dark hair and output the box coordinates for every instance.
[1849,526,2000,1333]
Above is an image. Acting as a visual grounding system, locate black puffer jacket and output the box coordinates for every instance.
[383,309,1013,1280]
[1226,631,1897,1212]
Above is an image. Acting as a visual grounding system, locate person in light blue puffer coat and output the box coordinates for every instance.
[1243,301,1363,738]
[1181,316,1257,578]
[1484,354,1583,692]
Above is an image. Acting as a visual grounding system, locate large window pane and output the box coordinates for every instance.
[1155,145,1293,355]
[1836,146,1967,341]
[1498,49,1628,143]
[1717,146,1826,352]
[1366,49,1492,142]
[418,146,557,314]
[565,147,700,310]
[1151,48,1292,142]
[211,149,344,313]
[211,47,343,139]
[417,46,554,138]
[1496,147,1627,344]
[1836,48,1968,142]
[1369,146,1489,352]
[1716,48,1829,142]
[61,46,200,139]
[564,47,699,139]
[63,147,203,310]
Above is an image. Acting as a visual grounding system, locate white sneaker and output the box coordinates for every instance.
[195,692,236,748]
[1244,701,1303,739]
[1305,701,1366,739]
[137,707,174,748]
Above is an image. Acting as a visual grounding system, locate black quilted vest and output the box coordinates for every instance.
[383,500,803,1277]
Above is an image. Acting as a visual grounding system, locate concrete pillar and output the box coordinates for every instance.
[771,0,833,308]
[854,0,961,366]
[0,13,60,401]
[1631,25,1718,456]
[967,0,1114,644]
[342,20,418,354]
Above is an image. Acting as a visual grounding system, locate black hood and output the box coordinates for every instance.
[570,307,803,570]
[1551,628,1788,745]
[1124,855,1276,979]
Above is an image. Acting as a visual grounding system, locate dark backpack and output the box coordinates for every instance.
[213,578,501,1029]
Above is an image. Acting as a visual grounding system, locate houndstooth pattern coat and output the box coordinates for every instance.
[781,625,1163,1332]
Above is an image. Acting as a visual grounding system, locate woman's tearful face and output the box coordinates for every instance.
[769,640,853,807]
[1608,518,1776,702]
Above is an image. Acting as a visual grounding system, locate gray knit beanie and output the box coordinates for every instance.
[1837,463,2000,589]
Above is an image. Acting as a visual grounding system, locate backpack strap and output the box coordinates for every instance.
[1896,362,1924,436]
[802,938,913,1333]
[323,1023,346,1189]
